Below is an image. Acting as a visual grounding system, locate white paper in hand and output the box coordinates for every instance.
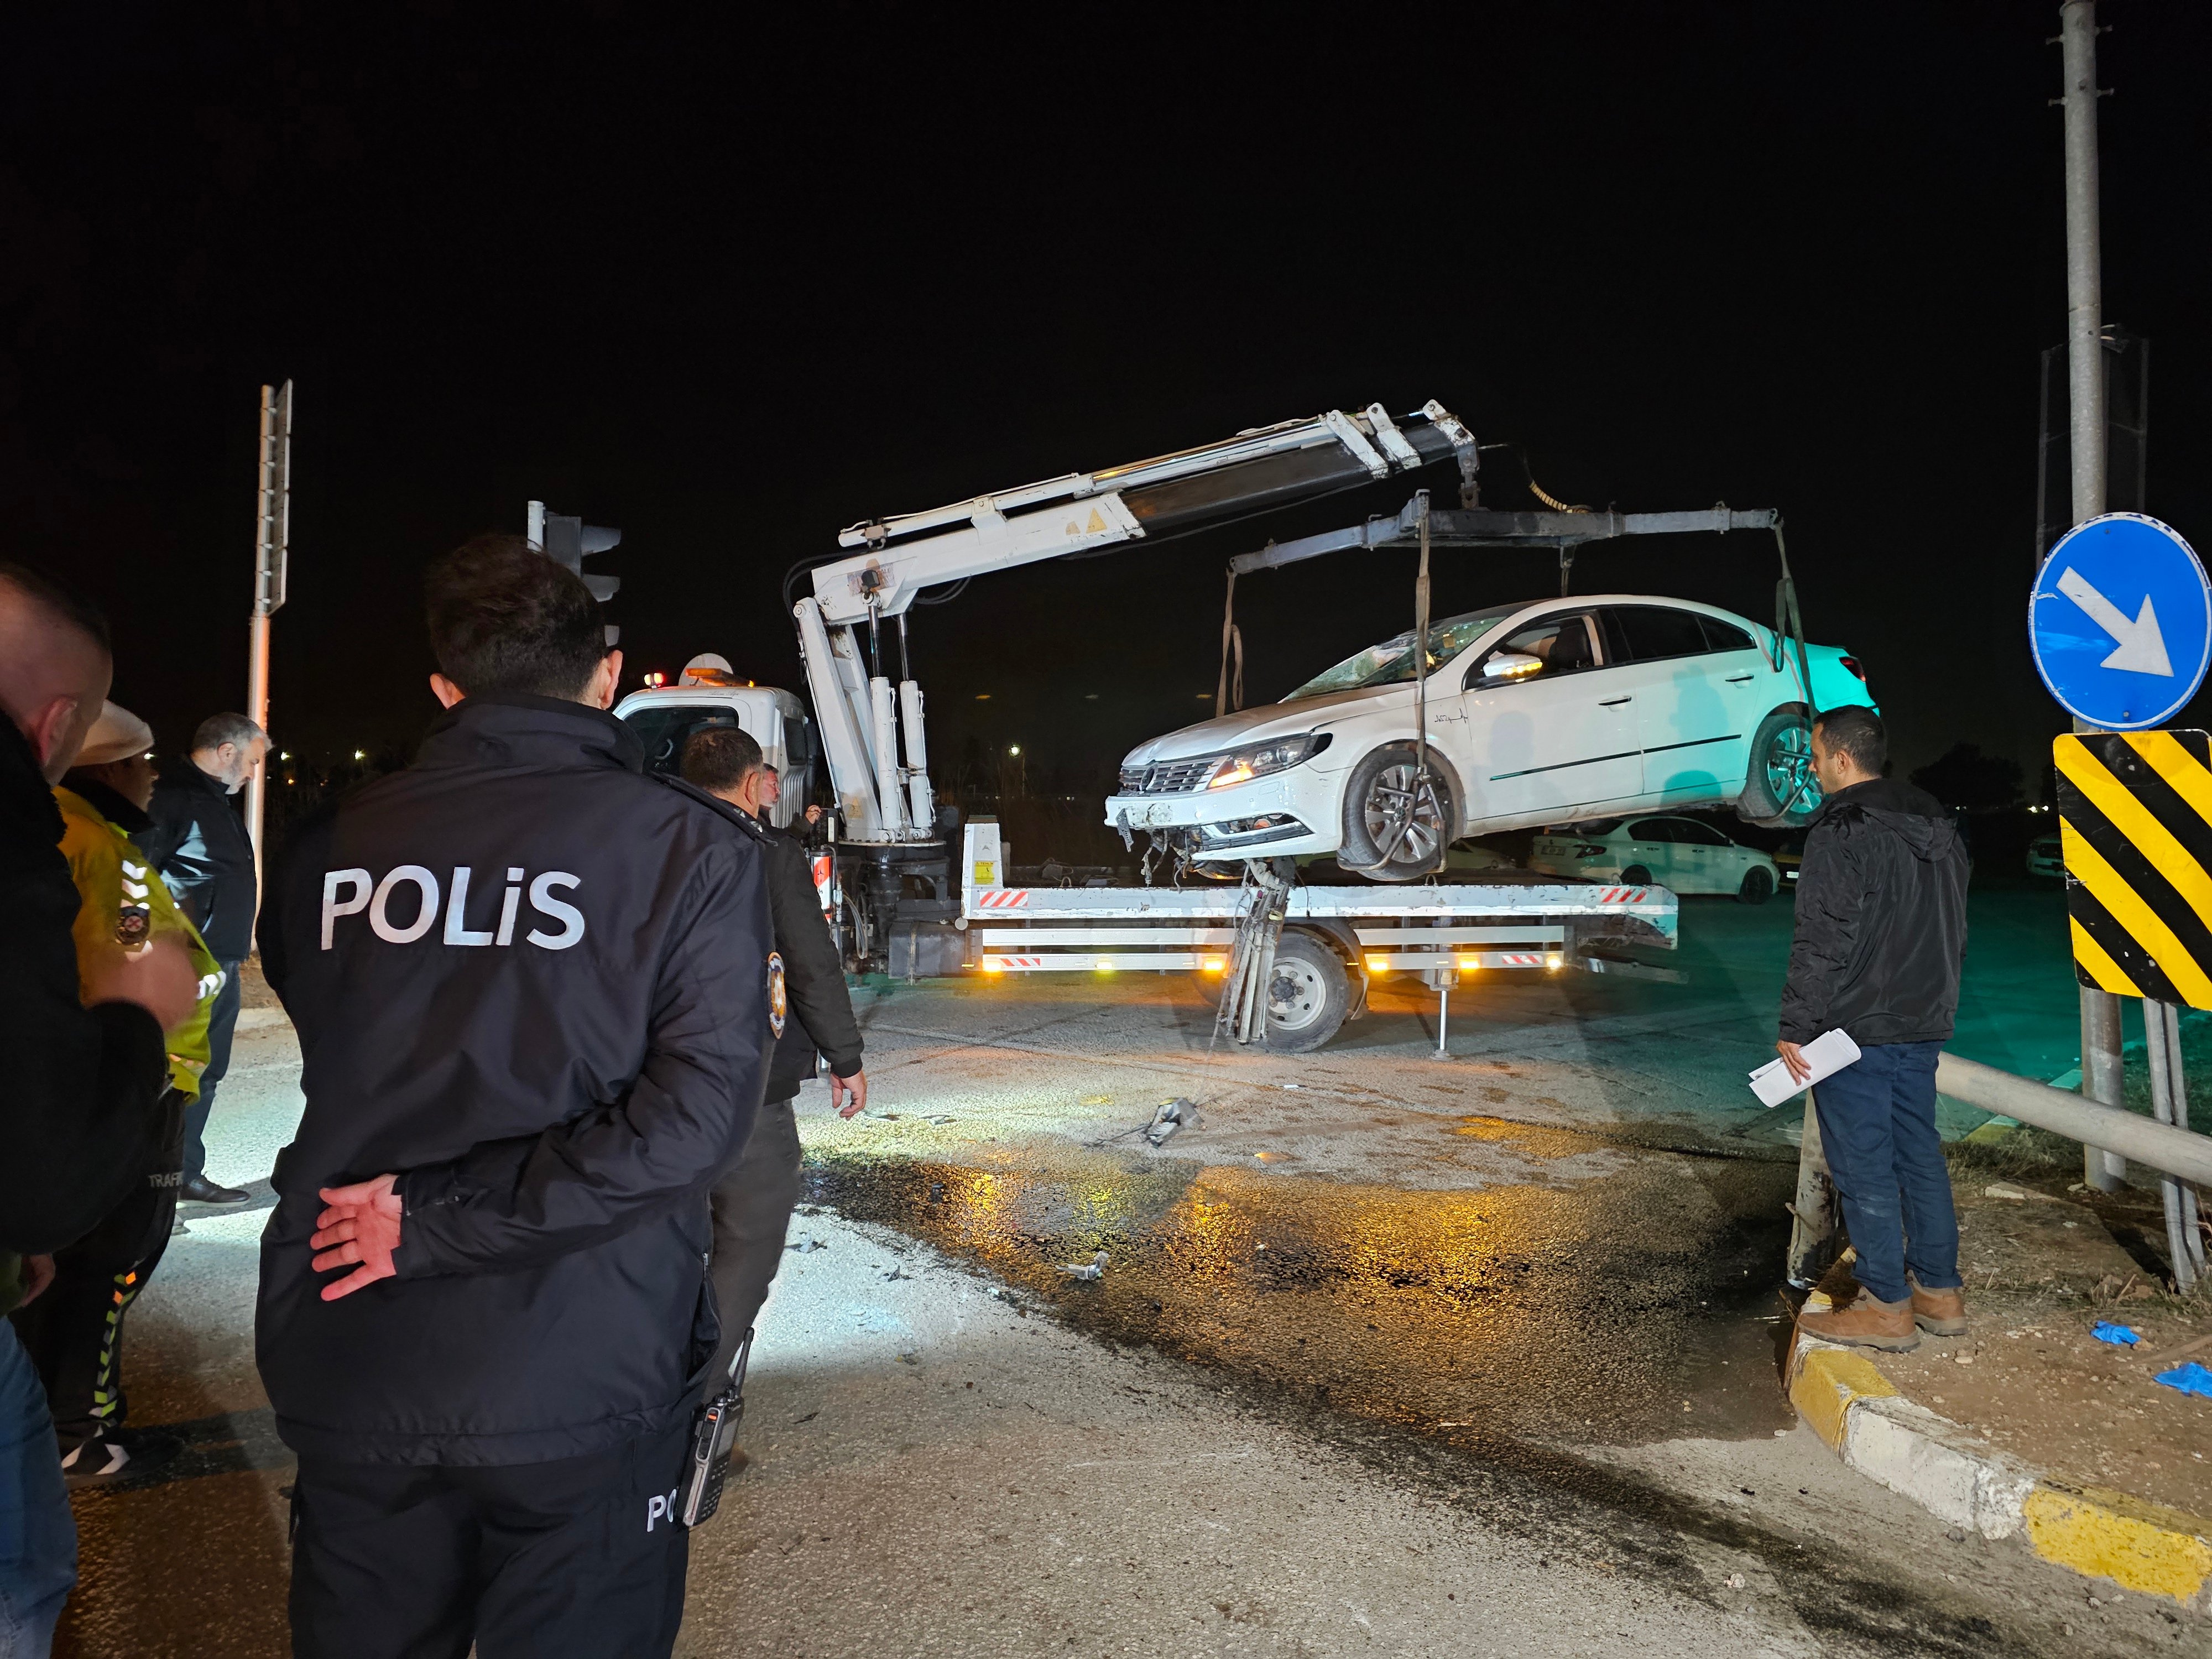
[1750,1029,1863,1107]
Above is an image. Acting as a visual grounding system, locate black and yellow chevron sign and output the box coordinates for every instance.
[2054,729,2212,1008]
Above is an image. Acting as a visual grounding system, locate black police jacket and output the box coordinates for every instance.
[255,693,775,1466]
[1778,776,1969,1047]
[144,757,259,961]
[753,817,863,1102]
[657,795,860,1103]
[0,719,165,1286]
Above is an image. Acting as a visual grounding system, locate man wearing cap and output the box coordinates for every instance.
[144,712,268,1205]
[12,703,221,1483]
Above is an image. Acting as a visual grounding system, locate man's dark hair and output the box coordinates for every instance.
[424,534,608,698]
[682,726,764,795]
[1815,704,1887,776]
[192,712,266,753]
[0,560,112,653]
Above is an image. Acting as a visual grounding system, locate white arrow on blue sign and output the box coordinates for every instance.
[2030,513,2211,731]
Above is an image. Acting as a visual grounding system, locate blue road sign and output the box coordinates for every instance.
[2030,513,2211,731]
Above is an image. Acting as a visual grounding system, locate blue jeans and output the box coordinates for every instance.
[0,1321,74,1658]
[1813,1040,1960,1305]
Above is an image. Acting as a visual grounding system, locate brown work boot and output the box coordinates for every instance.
[1798,1289,1920,1352]
[1907,1275,1968,1337]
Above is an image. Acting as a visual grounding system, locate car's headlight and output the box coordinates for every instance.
[1204,732,1331,789]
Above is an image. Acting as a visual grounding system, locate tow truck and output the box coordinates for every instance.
[613,398,1812,1047]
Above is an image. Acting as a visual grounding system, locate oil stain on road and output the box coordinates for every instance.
[807,1126,1799,1449]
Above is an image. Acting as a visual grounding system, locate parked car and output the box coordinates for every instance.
[1527,815,1783,904]
[1107,594,1875,881]
[2027,833,2064,880]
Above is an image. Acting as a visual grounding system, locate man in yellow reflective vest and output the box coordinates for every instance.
[9,703,220,1484]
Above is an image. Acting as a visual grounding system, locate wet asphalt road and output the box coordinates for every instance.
[806,1134,1798,1449]
[58,884,2195,1655]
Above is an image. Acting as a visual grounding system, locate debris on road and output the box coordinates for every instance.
[1984,1183,2028,1202]
[786,1237,828,1253]
[2091,1321,2140,1346]
[1058,1250,1110,1281]
[1146,1099,1197,1148]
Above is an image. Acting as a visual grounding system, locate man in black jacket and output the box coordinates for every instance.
[1777,705,1970,1353]
[258,538,775,1659]
[0,563,194,1657]
[681,727,864,1396]
[144,711,268,1204]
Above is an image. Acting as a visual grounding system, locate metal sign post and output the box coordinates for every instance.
[244,380,293,890]
[2054,1,2127,1191]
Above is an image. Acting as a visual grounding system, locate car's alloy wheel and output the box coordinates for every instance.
[1619,864,1652,886]
[1764,726,1816,808]
[1360,764,1446,864]
[1738,864,1775,906]
[1739,709,1823,826]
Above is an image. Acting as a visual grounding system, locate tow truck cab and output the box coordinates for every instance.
[612,659,817,833]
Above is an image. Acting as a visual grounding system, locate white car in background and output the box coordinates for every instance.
[1107,594,1874,881]
[1527,816,1783,904]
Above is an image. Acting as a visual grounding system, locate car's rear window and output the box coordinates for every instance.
[1606,606,1710,662]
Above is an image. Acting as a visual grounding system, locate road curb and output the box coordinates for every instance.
[1787,1330,2211,1609]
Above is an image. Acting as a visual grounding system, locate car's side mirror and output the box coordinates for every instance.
[1477,651,1544,685]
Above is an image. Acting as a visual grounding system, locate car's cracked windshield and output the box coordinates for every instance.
[1283,607,1526,701]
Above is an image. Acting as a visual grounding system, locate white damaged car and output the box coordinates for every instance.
[1106,595,1875,880]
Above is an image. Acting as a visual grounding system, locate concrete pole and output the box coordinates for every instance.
[2059,1,2127,1192]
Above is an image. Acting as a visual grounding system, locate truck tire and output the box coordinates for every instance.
[1338,744,1459,883]
[1738,708,1822,827]
[1260,930,1352,1053]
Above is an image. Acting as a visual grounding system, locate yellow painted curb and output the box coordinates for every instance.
[2023,1484,2212,1608]
[1787,1342,1896,1451]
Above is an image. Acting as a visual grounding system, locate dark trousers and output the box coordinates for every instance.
[289,1417,692,1659]
[704,1096,803,1397]
[10,1090,184,1453]
[1813,1039,1961,1305]
[181,957,244,1180]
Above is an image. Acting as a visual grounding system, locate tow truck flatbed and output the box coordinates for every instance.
[950,823,1681,1050]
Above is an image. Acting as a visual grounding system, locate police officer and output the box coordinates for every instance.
[256,536,776,1659]
[680,727,864,1399]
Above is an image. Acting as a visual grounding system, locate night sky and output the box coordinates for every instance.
[6,5,2209,801]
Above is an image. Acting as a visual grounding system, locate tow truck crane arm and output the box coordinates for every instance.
[796,401,1474,842]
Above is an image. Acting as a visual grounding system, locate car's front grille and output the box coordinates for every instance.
[1116,755,1219,795]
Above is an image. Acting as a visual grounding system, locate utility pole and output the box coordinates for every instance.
[2057,2,2127,1192]
[244,380,293,892]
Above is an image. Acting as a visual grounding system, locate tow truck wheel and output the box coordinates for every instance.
[1260,931,1351,1053]
[1339,745,1458,882]
[1739,708,1822,827]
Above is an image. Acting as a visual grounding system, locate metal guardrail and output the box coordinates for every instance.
[1936,1053,2212,1187]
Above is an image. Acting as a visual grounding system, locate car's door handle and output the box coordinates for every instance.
[1725,674,1756,684]
[1599,696,1633,707]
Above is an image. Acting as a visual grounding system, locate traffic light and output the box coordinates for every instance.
[527,500,622,643]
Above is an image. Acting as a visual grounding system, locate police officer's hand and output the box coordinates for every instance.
[831,1068,868,1119]
[312,1173,404,1300]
